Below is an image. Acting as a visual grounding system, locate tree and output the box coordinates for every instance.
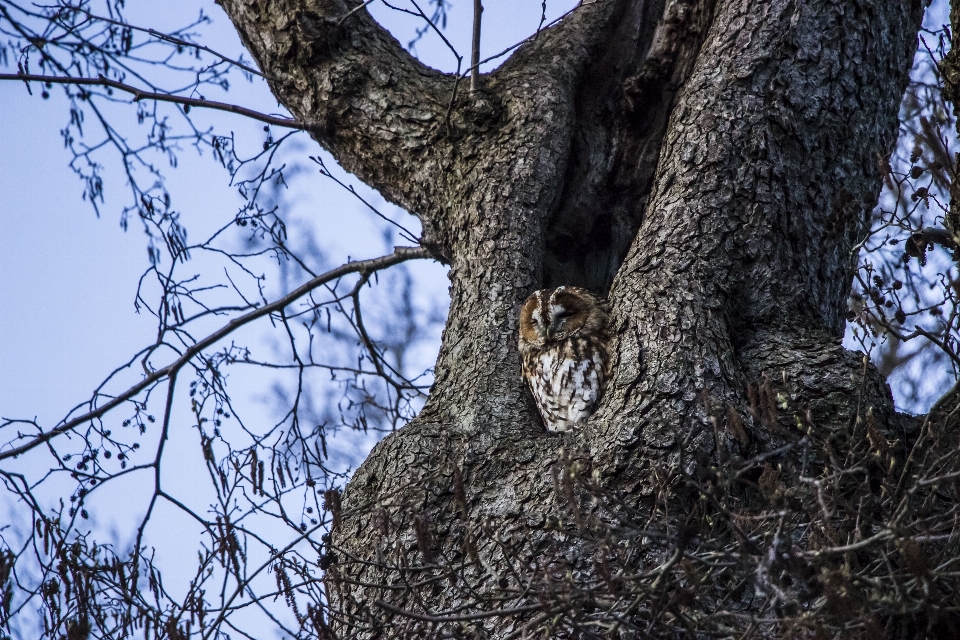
[3,0,960,637]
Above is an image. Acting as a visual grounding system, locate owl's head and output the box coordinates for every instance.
[519,286,607,347]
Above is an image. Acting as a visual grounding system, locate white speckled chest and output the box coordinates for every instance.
[525,339,607,432]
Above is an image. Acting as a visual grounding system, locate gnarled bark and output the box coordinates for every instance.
[222,0,925,636]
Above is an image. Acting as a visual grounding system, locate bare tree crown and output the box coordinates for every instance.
[3,0,960,638]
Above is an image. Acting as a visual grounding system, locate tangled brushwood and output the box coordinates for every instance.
[7,368,960,638]
[313,370,960,638]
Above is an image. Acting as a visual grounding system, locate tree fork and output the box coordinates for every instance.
[222,0,929,635]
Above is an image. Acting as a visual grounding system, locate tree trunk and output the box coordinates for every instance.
[222,0,924,635]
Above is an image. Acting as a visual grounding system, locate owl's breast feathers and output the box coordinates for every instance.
[522,335,611,432]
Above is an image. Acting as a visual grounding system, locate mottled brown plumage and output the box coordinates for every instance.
[518,286,612,431]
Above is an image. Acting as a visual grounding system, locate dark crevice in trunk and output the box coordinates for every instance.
[544,0,718,295]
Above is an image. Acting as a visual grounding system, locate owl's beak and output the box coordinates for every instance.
[545,321,560,340]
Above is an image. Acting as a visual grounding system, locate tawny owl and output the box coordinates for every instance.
[519,286,612,432]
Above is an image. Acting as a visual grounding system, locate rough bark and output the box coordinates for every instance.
[597,0,920,487]
[221,0,925,635]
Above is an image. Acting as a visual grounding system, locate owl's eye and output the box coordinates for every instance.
[555,309,574,321]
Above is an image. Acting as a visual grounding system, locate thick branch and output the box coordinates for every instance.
[599,0,922,446]
[218,0,454,216]
[218,0,617,241]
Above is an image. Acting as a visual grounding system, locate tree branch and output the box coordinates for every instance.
[0,246,431,462]
[219,0,453,211]
[470,0,482,92]
[218,0,617,233]
[0,73,310,129]
[374,599,541,622]
[59,7,268,79]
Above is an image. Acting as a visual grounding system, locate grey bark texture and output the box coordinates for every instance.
[222,0,925,636]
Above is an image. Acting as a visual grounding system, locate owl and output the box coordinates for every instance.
[518,286,612,432]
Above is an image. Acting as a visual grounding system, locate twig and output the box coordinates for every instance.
[805,530,894,557]
[374,599,540,622]
[0,73,309,129]
[470,0,482,92]
[338,0,377,26]
[55,7,267,79]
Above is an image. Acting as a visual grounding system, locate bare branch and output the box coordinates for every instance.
[0,73,310,129]
[0,246,431,461]
[470,0,482,92]
[374,599,541,623]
